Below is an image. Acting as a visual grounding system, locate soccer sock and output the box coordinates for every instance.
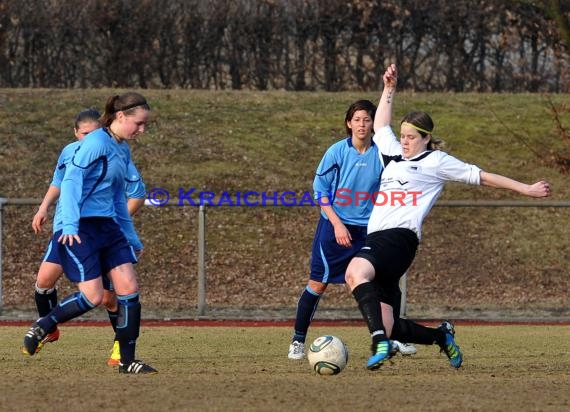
[34,283,58,318]
[392,318,444,345]
[37,291,96,334]
[352,282,387,343]
[116,292,141,365]
[107,309,119,339]
[292,286,322,343]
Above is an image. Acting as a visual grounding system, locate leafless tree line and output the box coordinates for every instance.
[0,0,567,91]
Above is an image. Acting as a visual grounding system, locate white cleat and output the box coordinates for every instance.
[390,340,418,356]
[287,341,305,360]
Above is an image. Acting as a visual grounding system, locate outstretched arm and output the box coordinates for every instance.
[374,63,398,132]
[480,171,551,198]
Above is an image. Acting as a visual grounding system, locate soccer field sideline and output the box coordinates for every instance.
[3,317,570,327]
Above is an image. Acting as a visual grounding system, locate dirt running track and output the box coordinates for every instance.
[3,318,570,327]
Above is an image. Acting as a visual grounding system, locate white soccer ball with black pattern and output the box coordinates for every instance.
[307,335,348,375]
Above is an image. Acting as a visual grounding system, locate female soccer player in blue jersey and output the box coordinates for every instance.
[288,99,417,359]
[31,108,146,366]
[346,64,551,370]
[22,92,157,374]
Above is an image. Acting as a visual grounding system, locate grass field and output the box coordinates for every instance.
[1,89,569,316]
[2,323,570,411]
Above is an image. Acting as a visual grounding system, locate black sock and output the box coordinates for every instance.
[292,286,321,343]
[34,284,58,317]
[116,293,141,365]
[107,309,119,339]
[392,318,445,346]
[352,282,386,341]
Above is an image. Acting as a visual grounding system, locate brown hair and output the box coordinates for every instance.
[100,92,150,127]
[344,100,377,136]
[74,108,100,129]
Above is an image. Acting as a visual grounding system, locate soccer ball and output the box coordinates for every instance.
[307,335,348,375]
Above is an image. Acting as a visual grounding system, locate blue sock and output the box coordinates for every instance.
[116,293,141,365]
[292,286,322,343]
[37,291,95,333]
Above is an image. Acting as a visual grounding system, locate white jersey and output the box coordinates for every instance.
[370,126,482,239]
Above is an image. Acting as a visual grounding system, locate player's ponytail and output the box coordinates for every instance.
[101,92,150,127]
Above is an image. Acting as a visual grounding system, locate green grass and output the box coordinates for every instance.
[1,90,568,198]
[2,324,570,411]
[0,89,569,315]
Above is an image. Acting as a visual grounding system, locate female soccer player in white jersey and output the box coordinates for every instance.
[31,108,147,366]
[346,64,551,370]
[22,92,157,374]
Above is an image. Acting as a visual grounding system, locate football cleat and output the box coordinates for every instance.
[35,328,61,354]
[118,360,158,374]
[22,322,48,356]
[107,340,121,366]
[367,340,391,370]
[437,321,463,368]
[390,340,417,356]
[287,341,305,360]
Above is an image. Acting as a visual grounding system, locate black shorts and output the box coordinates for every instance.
[355,228,419,308]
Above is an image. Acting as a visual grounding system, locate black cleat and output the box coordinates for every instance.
[118,360,158,374]
[22,322,47,356]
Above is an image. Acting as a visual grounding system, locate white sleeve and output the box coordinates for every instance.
[372,125,401,157]
[437,152,481,185]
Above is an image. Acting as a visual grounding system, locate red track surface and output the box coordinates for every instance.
[2,318,570,327]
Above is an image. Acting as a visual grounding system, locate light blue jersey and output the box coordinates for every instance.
[57,128,141,249]
[313,137,382,226]
[50,141,81,233]
[125,161,146,199]
[115,144,146,251]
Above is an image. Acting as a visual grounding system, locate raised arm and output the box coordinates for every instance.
[374,63,398,132]
[480,171,551,198]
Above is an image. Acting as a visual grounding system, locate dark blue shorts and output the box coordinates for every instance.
[57,217,137,284]
[309,215,367,284]
[42,236,60,265]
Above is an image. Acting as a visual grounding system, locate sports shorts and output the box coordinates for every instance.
[355,227,419,305]
[309,215,367,284]
[57,217,137,284]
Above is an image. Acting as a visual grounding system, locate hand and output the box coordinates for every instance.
[383,64,398,89]
[527,180,551,198]
[333,222,353,248]
[32,210,48,234]
[58,233,82,246]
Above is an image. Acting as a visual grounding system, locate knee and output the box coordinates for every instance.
[85,293,103,307]
[345,266,362,289]
[345,258,374,290]
[307,280,327,295]
[102,291,118,312]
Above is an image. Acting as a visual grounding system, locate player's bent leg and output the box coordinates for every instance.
[34,263,66,353]
[23,287,99,356]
